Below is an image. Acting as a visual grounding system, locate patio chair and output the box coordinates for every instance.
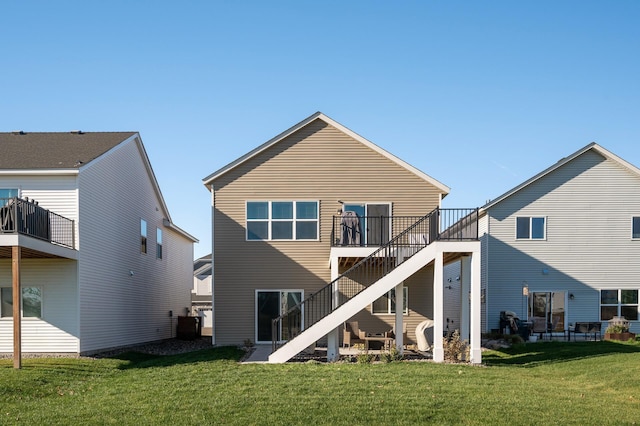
[531,316,547,340]
[386,323,408,348]
[343,321,365,348]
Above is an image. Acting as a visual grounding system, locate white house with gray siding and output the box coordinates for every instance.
[480,143,640,336]
[0,131,197,357]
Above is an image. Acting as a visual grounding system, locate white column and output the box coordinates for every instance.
[469,252,482,364]
[460,256,471,342]
[394,282,404,354]
[432,250,444,362]
[326,256,340,362]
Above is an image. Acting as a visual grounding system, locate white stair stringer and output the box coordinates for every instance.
[268,243,438,363]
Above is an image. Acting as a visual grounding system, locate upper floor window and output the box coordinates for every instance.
[0,188,18,204]
[600,289,638,321]
[516,216,546,240]
[1,287,43,318]
[632,217,640,239]
[246,201,318,241]
[140,219,147,254]
[156,228,163,259]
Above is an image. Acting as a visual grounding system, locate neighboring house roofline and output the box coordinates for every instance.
[163,218,199,243]
[480,142,640,214]
[201,111,450,196]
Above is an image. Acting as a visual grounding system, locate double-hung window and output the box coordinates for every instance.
[1,287,43,318]
[372,287,408,315]
[600,289,638,321]
[247,201,318,240]
[516,216,546,240]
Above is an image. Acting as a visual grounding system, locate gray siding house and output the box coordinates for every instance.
[480,143,640,335]
[0,131,197,363]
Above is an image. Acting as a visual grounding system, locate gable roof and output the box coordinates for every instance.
[202,112,450,195]
[482,142,640,211]
[0,131,137,169]
[0,130,198,242]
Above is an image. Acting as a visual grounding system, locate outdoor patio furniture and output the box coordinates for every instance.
[343,321,365,348]
[569,322,601,341]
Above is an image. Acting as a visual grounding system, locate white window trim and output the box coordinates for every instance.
[631,216,640,240]
[255,289,305,344]
[599,288,639,322]
[246,200,320,241]
[0,286,44,319]
[515,216,547,240]
[156,227,163,260]
[372,287,409,316]
[140,218,148,254]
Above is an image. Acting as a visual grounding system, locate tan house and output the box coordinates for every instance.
[203,112,481,363]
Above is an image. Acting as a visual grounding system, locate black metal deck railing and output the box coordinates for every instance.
[272,208,479,353]
[0,197,75,249]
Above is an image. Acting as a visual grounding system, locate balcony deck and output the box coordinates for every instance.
[0,197,76,259]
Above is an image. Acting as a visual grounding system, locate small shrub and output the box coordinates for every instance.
[443,330,470,363]
[389,345,404,361]
[356,352,376,364]
[379,352,392,363]
[243,338,254,348]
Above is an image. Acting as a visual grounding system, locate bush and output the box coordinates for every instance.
[356,352,376,364]
[443,330,470,363]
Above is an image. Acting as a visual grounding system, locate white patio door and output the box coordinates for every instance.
[529,291,566,332]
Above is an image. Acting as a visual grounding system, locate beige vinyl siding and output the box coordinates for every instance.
[77,138,193,352]
[0,259,78,353]
[212,119,444,345]
[486,150,640,333]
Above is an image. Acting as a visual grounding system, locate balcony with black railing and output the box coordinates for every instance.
[0,197,75,250]
[273,208,479,354]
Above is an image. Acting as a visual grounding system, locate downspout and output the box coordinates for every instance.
[210,185,216,346]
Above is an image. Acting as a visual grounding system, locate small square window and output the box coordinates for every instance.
[516,217,545,240]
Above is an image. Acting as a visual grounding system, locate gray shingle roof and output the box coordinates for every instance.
[0,131,137,169]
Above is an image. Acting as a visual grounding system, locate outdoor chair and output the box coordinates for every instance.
[343,321,365,348]
[531,316,547,339]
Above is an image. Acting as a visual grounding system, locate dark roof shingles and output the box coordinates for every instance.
[0,132,136,169]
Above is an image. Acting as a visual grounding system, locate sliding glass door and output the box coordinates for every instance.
[256,290,303,343]
[529,291,566,332]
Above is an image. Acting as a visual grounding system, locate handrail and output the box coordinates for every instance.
[272,207,479,354]
[0,197,75,249]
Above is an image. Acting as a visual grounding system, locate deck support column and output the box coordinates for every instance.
[432,250,444,362]
[12,246,22,369]
[459,256,471,342]
[394,282,404,354]
[469,252,482,364]
[326,256,340,362]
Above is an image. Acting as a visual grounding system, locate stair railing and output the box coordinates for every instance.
[271,207,478,353]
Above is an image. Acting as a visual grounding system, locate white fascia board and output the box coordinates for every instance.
[482,142,640,210]
[163,218,199,242]
[202,112,450,195]
[0,169,79,176]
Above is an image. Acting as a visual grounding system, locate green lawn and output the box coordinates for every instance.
[2,341,640,425]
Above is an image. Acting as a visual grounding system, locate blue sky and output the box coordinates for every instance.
[2,1,639,259]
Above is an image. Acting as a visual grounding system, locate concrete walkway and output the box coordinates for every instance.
[242,345,272,363]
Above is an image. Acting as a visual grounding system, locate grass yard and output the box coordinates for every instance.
[2,341,640,425]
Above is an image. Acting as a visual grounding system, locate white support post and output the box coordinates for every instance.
[432,250,444,362]
[460,256,471,342]
[326,256,340,362]
[469,252,482,364]
[394,282,404,355]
